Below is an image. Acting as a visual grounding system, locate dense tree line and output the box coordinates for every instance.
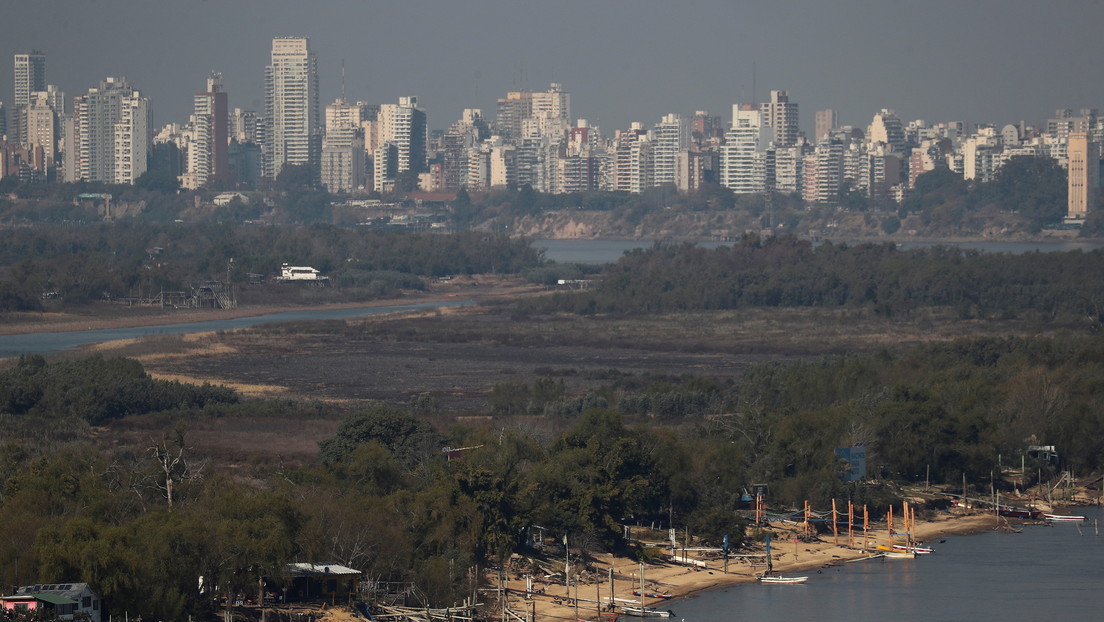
[0,354,237,425]
[4,326,1103,618]
[518,235,1104,322]
[0,223,543,310]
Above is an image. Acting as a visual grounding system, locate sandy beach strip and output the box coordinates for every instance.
[505,511,1001,622]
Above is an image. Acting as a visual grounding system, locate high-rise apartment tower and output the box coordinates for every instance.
[264,37,320,178]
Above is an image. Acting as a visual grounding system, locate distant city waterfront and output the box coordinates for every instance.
[535,238,1104,265]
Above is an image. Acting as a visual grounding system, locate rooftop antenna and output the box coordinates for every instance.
[341,58,346,102]
[752,61,756,106]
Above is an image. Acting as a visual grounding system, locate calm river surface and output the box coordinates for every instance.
[0,300,473,358]
[670,506,1104,622]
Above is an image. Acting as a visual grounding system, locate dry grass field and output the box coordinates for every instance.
[24,278,1067,468]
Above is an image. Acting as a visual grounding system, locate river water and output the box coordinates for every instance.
[0,300,473,358]
[669,507,1104,622]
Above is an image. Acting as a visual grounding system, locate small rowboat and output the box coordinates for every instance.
[1043,513,1087,522]
[758,574,808,584]
[620,606,674,618]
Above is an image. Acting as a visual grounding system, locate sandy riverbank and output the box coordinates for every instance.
[507,511,1001,622]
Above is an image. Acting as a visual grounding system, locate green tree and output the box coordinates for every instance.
[134,169,182,194]
[319,404,443,468]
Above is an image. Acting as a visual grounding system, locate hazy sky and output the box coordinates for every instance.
[5,0,1104,136]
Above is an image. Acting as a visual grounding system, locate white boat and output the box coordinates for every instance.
[620,606,674,618]
[756,534,809,584]
[892,543,935,554]
[758,574,808,584]
[882,550,916,559]
[1043,513,1087,522]
[620,562,674,617]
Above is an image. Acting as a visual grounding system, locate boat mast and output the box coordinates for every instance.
[765,534,773,575]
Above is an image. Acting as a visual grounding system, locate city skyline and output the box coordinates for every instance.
[4,0,1104,135]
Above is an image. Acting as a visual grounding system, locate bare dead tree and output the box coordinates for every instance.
[148,427,206,508]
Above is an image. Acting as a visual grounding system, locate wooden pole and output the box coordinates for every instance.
[608,567,613,611]
[848,500,855,548]
[573,576,578,622]
[887,505,894,547]
[832,499,839,546]
[863,505,869,550]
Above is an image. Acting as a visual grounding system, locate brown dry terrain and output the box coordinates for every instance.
[92,301,1034,414]
[65,284,1059,470]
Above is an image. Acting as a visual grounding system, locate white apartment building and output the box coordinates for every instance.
[466,137,516,190]
[13,51,46,108]
[325,99,375,131]
[113,89,150,184]
[186,74,229,189]
[71,77,150,184]
[377,96,427,181]
[760,90,800,147]
[264,37,320,178]
[867,109,907,153]
[962,131,999,182]
[611,124,651,193]
[802,136,844,204]
[25,90,57,169]
[13,51,46,144]
[651,113,689,187]
[231,108,259,144]
[721,105,770,194]
[773,145,806,194]
[320,125,364,194]
[442,109,488,190]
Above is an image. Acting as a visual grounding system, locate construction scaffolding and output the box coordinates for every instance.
[119,281,236,309]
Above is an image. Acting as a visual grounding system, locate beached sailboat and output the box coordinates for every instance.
[620,563,675,618]
[892,543,935,554]
[757,534,808,584]
[878,504,917,558]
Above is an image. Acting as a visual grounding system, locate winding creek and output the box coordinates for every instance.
[0,299,474,358]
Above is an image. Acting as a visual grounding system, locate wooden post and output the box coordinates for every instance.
[903,501,909,543]
[804,500,811,537]
[887,505,894,548]
[573,576,578,622]
[863,505,869,551]
[848,500,855,548]
[608,567,614,612]
[832,499,839,546]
